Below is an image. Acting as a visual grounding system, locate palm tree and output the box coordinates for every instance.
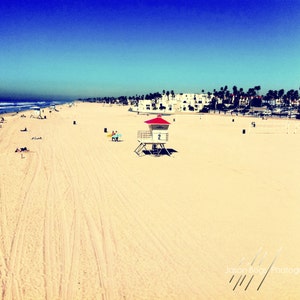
[232,86,238,96]
[225,90,231,103]
[264,90,277,107]
[254,85,261,95]
[166,90,170,101]
[170,90,175,100]
[278,89,284,106]
[232,86,239,107]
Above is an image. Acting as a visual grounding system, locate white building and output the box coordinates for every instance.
[136,93,211,114]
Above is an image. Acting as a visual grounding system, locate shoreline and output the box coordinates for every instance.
[1,99,299,123]
[0,99,74,117]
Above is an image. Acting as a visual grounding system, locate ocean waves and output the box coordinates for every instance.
[0,99,72,114]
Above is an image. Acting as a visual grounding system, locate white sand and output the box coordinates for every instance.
[1,102,300,299]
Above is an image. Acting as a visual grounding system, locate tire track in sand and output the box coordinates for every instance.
[63,178,81,300]
[41,129,81,300]
[56,125,124,299]
[61,139,110,300]
[76,159,118,300]
[0,118,29,272]
[0,160,9,298]
[69,137,135,299]
[42,143,62,300]
[1,130,37,299]
[3,151,41,300]
[92,141,205,297]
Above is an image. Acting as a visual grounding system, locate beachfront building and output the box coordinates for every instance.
[137,99,154,112]
[173,93,211,112]
[135,93,211,114]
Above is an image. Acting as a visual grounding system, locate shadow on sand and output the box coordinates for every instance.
[142,148,177,156]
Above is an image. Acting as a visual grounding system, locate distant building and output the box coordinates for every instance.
[136,93,211,113]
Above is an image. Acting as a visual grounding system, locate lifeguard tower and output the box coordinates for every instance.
[134,114,171,156]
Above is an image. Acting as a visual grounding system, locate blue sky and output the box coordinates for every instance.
[0,0,300,100]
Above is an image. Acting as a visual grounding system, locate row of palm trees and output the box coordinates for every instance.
[204,86,300,109]
[79,85,300,109]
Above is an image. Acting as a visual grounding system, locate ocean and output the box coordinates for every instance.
[0,99,73,115]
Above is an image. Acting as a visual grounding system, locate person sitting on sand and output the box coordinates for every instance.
[15,147,29,152]
[111,131,115,141]
[20,127,27,132]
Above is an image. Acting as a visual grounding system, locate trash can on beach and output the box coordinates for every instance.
[242,129,246,134]
[104,127,107,133]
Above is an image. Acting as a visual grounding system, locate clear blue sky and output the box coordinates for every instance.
[0,0,300,100]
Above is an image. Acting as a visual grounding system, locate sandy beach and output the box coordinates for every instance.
[1,102,300,299]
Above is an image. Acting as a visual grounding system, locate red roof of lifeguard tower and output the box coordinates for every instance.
[144,114,170,125]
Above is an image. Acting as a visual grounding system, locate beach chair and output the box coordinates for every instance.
[112,133,122,141]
